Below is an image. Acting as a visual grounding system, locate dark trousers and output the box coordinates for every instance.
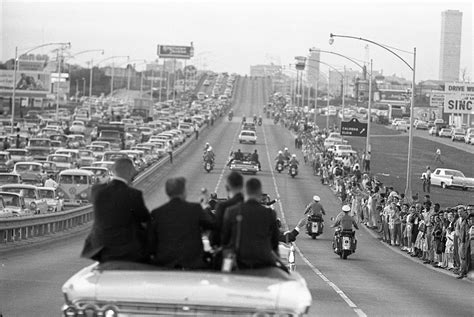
[423,180,431,193]
[364,160,370,172]
[168,151,173,163]
[195,131,199,140]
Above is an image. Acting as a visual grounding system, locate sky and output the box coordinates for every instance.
[1,0,472,81]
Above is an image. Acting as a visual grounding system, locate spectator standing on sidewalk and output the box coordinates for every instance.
[456,206,471,279]
[434,148,443,164]
[194,123,199,140]
[165,141,173,164]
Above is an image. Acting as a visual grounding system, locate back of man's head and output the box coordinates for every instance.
[245,178,262,199]
[112,158,136,183]
[165,177,186,199]
[227,171,243,191]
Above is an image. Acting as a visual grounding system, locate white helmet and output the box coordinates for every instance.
[342,205,351,213]
[292,154,296,158]
[313,195,320,202]
[208,146,213,151]
[278,150,282,154]
[284,147,288,151]
[206,142,210,146]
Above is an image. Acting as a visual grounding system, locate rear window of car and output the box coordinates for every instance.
[241,132,255,136]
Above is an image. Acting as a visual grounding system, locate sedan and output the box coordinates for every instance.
[431,168,474,190]
[464,133,474,144]
[69,121,86,134]
[438,128,452,137]
[451,129,465,142]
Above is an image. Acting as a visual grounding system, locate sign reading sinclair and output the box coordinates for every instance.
[443,82,474,114]
[157,45,194,59]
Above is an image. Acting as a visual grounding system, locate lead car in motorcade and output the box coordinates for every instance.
[62,262,312,317]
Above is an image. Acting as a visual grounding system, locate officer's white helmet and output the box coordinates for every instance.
[342,205,351,213]
[292,154,296,158]
[284,147,288,151]
[313,195,320,202]
[208,146,212,151]
[278,150,282,154]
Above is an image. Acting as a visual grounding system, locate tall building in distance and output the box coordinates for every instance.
[439,10,463,82]
[306,48,320,89]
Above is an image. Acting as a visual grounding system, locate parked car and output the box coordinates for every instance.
[80,166,111,184]
[451,128,466,142]
[0,184,48,214]
[414,121,429,130]
[438,128,452,137]
[47,154,75,171]
[428,127,439,136]
[37,187,63,212]
[395,122,409,132]
[6,149,32,163]
[0,192,29,217]
[13,162,46,185]
[464,133,474,144]
[430,168,474,190]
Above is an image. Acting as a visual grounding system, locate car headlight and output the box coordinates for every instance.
[80,192,88,199]
[103,307,118,317]
[63,306,77,317]
[30,202,37,210]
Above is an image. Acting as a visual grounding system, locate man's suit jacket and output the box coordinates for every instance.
[81,179,150,262]
[210,192,244,246]
[149,198,215,269]
[221,199,279,269]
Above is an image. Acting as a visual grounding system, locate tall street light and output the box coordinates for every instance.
[116,59,146,92]
[329,33,417,199]
[10,42,71,132]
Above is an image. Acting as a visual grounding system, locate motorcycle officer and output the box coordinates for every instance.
[332,205,359,231]
[203,148,215,167]
[204,142,211,152]
[288,154,299,171]
[275,150,286,169]
[304,195,326,219]
[253,114,258,123]
[283,147,291,162]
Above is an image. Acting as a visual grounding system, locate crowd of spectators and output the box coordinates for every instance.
[268,96,473,280]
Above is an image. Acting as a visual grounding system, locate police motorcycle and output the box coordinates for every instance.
[288,155,298,178]
[228,110,233,121]
[242,116,246,124]
[331,205,357,260]
[258,116,263,126]
[276,159,285,173]
[305,196,324,239]
[203,147,215,173]
[253,114,258,125]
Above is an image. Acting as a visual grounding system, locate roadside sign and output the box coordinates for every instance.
[429,92,445,107]
[157,45,194,59]
[340,118,368,137]
[444,94,474,114]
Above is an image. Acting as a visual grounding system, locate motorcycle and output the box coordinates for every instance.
[289,164,298,178]
[228,113,233,121]
[204,159,214,173]
[258,118,262,126]
[279,242,296,272]
[332,227,357,259]
[242,117,246,124]
[276,161,284,173]
[306,215,324,239]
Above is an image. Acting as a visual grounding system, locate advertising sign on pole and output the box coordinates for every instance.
[340,118,368,137]
[157,45,194,59]
[429,92,445,107]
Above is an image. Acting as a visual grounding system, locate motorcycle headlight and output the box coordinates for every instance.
[63,306,77,317]
[80,192,87,199]
[103,307,118,317]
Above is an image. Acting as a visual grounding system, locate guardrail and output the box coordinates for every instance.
[0,111,226,245]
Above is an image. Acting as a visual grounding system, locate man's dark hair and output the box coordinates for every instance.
[245,178,262,196]
[165,177,186,198]
[227,171,243,189]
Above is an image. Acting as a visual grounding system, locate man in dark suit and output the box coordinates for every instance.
[81,158,150,263]
[221,178,280,269]
[149,177,215,269]
[210,171,244,247]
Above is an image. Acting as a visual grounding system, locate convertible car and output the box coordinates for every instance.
[62,262,312,316]
[229,152,259,174]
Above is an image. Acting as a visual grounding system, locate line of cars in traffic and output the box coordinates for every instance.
[0,90,233,218]
[430,126,474,144]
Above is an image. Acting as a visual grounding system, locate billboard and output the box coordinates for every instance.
[443,82,474,114]
[430,92,445,107]
[157,45,194,59]
[0,70,51,95]
[340,118,368,137]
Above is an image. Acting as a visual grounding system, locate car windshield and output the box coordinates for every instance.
[38,189,55,199]
[50,156,69,163]
[0,175,18,183]
[0,154,8,160]
[8,150,25,156]
[79,151,92,157]
[59,175,89,184]
[29,149,49,156]
[30,140,50,147]
[445,170,465,177]
[1,194,19,207]
[16,165,40,172]
[338,146,352,150]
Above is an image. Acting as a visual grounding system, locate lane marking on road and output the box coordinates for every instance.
[260,112,367,317]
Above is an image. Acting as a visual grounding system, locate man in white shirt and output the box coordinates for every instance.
[44,175,58,188]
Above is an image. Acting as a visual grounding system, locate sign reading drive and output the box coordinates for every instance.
[340,118,368,137]
[157,45,194,59]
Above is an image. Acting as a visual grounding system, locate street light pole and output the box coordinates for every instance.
[82,78,86,99]
[366,59,373,155]
[329,33,416,199]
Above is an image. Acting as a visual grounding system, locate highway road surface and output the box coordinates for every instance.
[1,77,473,317]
